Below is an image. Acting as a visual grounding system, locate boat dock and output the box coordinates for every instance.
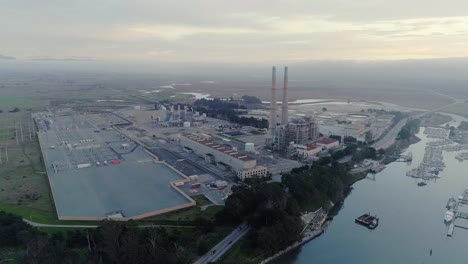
[446,190,468,237]
[355,214,379,229]
[448,222,455,236]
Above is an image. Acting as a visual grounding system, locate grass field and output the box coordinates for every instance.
[147,194,224,223]
[420,112,453,126]
[0,108,57,224]
[442,103,468,119]
[0,97,48,112]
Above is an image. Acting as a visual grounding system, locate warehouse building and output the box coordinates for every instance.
[316,138,340,150]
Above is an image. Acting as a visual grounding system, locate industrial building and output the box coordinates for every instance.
[266,66,320,150]
[316,138,340,149]
[295,144,322,158]
[180,134,268,179]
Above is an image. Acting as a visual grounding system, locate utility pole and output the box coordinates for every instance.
[28,120,32,140]
[14,121,19,145]
[20,121,24,143]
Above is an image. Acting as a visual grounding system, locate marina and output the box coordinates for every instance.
[405,127,455,180]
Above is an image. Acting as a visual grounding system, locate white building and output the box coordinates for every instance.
[237,166,268,181]
[295,144,322,157]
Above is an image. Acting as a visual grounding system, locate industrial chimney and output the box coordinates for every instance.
[269,66,277,138]
[281,66,289,126]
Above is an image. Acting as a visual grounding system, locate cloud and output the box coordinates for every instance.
[125,24,258,41]
[32,56,95,61]
[146,50,175,56]
[0,54,15,60]
[3,1,468,62]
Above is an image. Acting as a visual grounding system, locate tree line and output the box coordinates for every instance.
[215,181,303,256]
[193,98,268,128]
[398,119,421,140]
[0,211,221,264]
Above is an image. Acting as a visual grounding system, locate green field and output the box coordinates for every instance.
[442,103,468,119]
[420,112,452,126]
[0,97,48,112]
[0,109,57,224]
[147,195,224,223]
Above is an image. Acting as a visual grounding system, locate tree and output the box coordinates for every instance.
[378,148,385,155]
[194,217,214,234]
[365,131,373,143]
[9,107,20,113]
[241,95,262,104]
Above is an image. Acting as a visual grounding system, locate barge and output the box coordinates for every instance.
[355,213,379,229]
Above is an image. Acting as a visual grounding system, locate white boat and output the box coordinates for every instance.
[445,210,455,222]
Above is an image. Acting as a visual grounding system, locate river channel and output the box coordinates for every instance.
[277,114,468,264]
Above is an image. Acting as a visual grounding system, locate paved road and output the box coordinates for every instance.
[194,223,250,264]
[22,219,193,229]
[371,118,408,150]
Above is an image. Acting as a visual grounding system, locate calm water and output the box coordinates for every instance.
[278,115,468,264]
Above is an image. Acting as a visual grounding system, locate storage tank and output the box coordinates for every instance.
[245,143,255,152]
[183,122,191,128]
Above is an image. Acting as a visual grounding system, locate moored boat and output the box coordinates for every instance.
[445,210,454,223]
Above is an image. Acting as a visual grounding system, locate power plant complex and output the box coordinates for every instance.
[266,66,320,151]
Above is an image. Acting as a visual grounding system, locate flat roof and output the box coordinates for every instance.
[317,138,338,145]
[184,134,255,161]
[37,114,193,219]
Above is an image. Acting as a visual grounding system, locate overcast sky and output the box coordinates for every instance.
[2,0,468,63]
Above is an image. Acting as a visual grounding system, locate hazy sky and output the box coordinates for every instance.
[3,0,468,63]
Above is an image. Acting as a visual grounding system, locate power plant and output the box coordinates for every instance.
[267,66,320,151]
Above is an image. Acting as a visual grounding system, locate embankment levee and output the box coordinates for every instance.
[260,229,324,264]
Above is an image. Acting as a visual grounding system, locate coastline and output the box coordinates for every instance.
[259,125,422,264]
[249,112,458,264]
[260,229,325,264]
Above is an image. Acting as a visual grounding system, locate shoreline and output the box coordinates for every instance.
[260,229,325,264]
[260,123,422,264]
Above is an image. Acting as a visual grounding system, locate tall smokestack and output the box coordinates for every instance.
[269,66,277,137]
[281,66,289,126]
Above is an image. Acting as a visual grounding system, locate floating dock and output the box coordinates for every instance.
[448,222,455,237]
[446,190,468,237]
[355,214,379,229]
